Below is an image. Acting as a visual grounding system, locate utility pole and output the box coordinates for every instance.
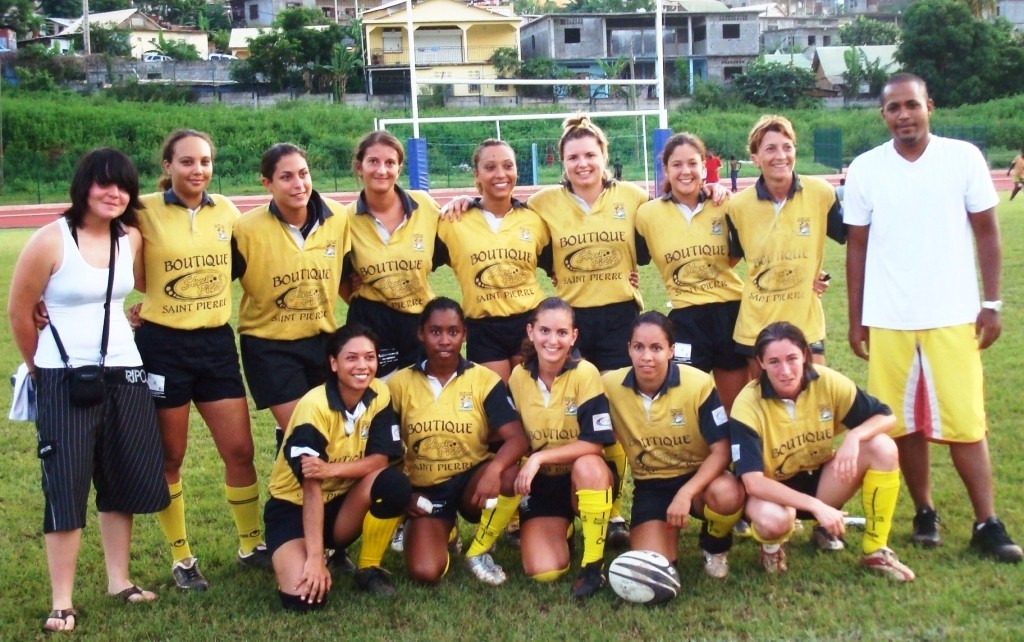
[82,0,91,55]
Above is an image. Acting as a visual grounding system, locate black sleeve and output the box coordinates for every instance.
[483,380,520,434]
[697,388,729,446]
[840,388,892,429]
[576,394,616,446]
[635,232,651,266]
[364,403,404,462]
[283,423,329,483]
[230,238,247,281]
[434,238,451,268]
[726,214,744,259]
[537,242,554,277]
[341,251,354,280]
[825,196,846,244]
[729,418,765,477]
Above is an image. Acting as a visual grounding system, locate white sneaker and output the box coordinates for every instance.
[466,553,506,586]
[390,523,405,553]
[811,525,846,552]
[702,550,729,579]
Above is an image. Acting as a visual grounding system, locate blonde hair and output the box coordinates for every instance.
[558,114,611,182]
[747,115,797,156]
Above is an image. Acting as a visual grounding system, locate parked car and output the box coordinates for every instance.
[143,52,173,62]
[208,53,238,61]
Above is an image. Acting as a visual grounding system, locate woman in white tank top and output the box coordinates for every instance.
[8,148,169,633]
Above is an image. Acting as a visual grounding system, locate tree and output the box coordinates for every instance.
[959,0,995,17]
[150,32,201,60]
[230,8,344,92]
[896,0,1024,106]
[38,0,81,19]
[90,0,132,12]
[138,0,207,26]
[673,56,690,96]
[838,16,900,46]
[842,46,895,100]
[70,25,132,57]
[518,56,573,100]
[489,46,521,79]
[595,56,628,100]
[323,43,362,103]
[731,60,817,108]
[0,0,38,35]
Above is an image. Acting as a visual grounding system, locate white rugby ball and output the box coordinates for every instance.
[608,550,681,605]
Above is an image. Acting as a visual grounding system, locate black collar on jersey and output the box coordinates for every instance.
[269,189,332,239]
[620,362,682,397]
[524,354,581,380]
[413,356,474,377]
[325,375,379,413]
[355,184,419,220]
[470,196,529,212]
[758,365,820,400]
[754,173,802,201]
[562,178,614,191]
[659,189,708,205]
[162,188,215,208]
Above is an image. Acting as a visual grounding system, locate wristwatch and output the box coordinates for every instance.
[981,300,1003,313]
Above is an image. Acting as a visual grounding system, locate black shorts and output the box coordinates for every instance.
[574,301,638,372]
[346,298,421,378]
[736,339,826,358]
[631,473,704,527]
[465,311,531,364]
[520,459,619,522]
[134,322,247,408]
[668,301,746,372]
[781,469,823,521]
[264,494,348,555]
[36,367,170,533]
[412,462,487,523]
[240,333,329,410]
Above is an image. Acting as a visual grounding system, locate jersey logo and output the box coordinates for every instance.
[593,412,612,431]
[325,242,336,258]
[275,285,328,310]
[459,392,473,410]
[164,270,227,300]
[710,218,723,235]
[564,398,578,415]
[520,228,532,241]
[563,246,621,272]
[818,406,833,421]
[753,265,802,292]
[412,435,471,462]
[797,218,811,236]
[361,425,369,440]
[613,203,626,219]
[215,224,229,241]
[474,263,530,290]
[672,259,719,287]
[671,409,686,425]
[712,406,728,426]
[412,234,425,251]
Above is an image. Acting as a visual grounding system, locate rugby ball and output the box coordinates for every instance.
[608,550,681,605]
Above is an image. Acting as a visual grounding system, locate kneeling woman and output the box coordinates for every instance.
[603,311,744,579]
[265,325,410,611]
[509,297,618,599]
[388,297,528,585]
[730,322,914,581]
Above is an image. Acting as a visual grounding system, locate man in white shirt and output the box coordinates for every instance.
[844,73,1021,563]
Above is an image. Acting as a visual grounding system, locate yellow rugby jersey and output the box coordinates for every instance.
[138,190,238,329]
[344,187,441,315]
[730,365,890,482]
[508,358,614,476]
[268,378,403,505]
[635,193,743,309]
[726,175,844,347]
[233,192,349,340]
[436,200,549,319]
[602,364,728,480]
[388,358,519,487]
[528,181,647,309]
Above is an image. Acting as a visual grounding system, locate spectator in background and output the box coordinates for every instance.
[705,150,722,185]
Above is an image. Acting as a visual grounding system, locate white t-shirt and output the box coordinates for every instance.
[844,136,998,330]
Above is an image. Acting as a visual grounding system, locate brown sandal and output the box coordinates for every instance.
[43,608,77,633]
[112,585,156,604]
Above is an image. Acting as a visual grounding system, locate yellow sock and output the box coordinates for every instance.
[358,514,401,569]
[157,480,192,563]
[466,494,520,558]
[704,505,743,539]
[225,483,262,554]
[532,565,569,582]
[604,442,627,520]
[751,522,794,546]
[861,468,901,554]
[577,488,613,566]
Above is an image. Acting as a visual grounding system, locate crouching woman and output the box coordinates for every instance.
[264,324,410,611]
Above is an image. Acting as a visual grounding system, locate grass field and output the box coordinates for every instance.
[1,194,1023,640]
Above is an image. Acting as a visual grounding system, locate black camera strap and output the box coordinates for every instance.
[49,224,118,369]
